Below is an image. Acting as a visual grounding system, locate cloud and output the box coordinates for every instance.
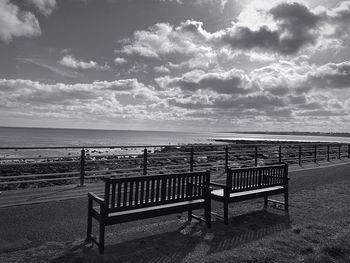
[114,57,127,65]
[117,1,350,72]
[154,65,170,73]
[58,55,110,71]
[28,0,56,16]
[126,62,148,74]
[306,61,350,89]
[217,2,322,55]
[0,78,160,118]
[0,0,41,43]
[156,69,253,94]
[157,0,230,7]
[157,0,183,4]
[1,55,350,130]
[327,1,350,22]
[117,20,211,59]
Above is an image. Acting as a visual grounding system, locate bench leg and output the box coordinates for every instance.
[205,199,211,228]
[188,209,192,222]
[264,195,268,209]
[99,222,105,254]
[86,198,92,242]
[284,191,289,212]
[223,202,228,225]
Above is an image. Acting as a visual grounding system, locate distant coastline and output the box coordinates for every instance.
[218,131,350,138]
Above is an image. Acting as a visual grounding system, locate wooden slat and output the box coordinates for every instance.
[105,182,110,208]
[129,181,134,206]
[167,177,172,201]
[150,179,155,203]
[181,176,185,198]
[194,175,198,196]
[140,180,144,205]
[198,174,202,196]
[248,170,252,188]
[259,169,262,187]
[117,182,121,208]
[233,170,237,190]
[156,178,160,202]
[254,169,258,187]
[172,176,176,200]
[239,171,243,190]
[111,183,116,208]
[185,176,189,197]
[145,179,150,204]
[123,181,128,207]
[135,180,139,205]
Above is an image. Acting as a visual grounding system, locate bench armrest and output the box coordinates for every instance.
[88,192,104,205]
[210,182,226,188]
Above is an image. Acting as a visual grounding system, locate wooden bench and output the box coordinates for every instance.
[210,164,289,224]
[86,171,211,254]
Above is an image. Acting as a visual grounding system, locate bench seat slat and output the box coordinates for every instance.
[212,186,283,198]
[93,199,205,217]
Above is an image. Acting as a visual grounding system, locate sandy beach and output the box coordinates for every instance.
[0,162,350,262]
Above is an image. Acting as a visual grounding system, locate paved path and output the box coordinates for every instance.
[0,159,349,208]
[0,160,350,253]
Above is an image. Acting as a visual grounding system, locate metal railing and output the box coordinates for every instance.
[0,142,349,190]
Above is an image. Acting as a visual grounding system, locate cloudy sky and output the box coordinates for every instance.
[0,0,350,132]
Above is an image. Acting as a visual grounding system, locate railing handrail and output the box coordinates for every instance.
[0,141,348,150]
[1,142,350,189]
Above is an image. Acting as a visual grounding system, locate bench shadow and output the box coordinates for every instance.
[52,210,290,262]
[206,209,291,255]
[51,221,204,263]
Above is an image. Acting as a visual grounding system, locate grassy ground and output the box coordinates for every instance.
[1,175,350,263]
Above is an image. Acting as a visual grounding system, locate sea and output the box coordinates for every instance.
[0,127,350,158]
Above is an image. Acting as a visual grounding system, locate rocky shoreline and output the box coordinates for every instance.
[0,140,347,190]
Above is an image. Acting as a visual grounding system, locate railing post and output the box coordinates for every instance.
[314,145,317,163]
[225,146,229,171]
[298,145,302,166]
[79,148,85,187]
[143,148,147,175]
[278,145,282,164]
[254,145,258,167]
[327,145,330,161]
[190,147,194,172]
[338,144,341,159]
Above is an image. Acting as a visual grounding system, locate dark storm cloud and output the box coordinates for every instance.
[157,70,252,94]
[288,95,306,104]
[307,61,350,89]
[170,93,292,119]
[215,94,286,110]
[267,85,290,96]
[169,92,286,111]
[220,26,280,52]
[219,2,322,55]
[296,109,345,117]
[298,101,323,110]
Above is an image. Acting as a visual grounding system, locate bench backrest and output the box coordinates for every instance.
[227,164,288,193]
[102,171,210,213]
